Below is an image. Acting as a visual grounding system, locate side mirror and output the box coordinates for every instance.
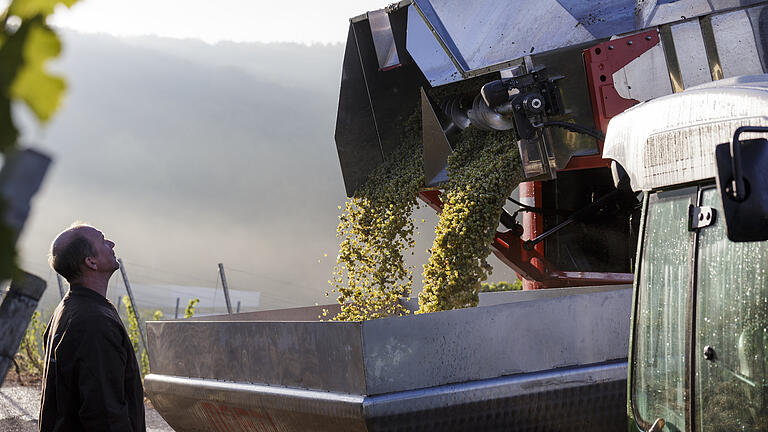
[715,126,768,242]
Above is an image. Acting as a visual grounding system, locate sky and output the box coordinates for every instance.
[50,0,392,44]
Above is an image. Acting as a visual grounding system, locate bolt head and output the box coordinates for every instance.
[703,345,716,360]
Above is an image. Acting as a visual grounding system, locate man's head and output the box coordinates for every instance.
[49,223,119,284]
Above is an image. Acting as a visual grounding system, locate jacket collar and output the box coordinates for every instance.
[68,284,110,305]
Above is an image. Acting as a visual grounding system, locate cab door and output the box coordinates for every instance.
[694,187,768,431]
[629,185,768,432]
[630,187,695,432]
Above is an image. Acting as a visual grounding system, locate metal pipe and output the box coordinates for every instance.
[118,258,149,360]
[218,263,233,314]
[56,274,66,299]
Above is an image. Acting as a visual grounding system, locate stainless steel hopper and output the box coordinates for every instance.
[335,0,768,195]
[145,286,631,431]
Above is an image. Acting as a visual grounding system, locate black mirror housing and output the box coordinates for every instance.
[715,132,768,242]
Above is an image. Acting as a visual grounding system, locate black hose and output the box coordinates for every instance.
[506,197,571,216]
[538,121,606,141]
[506,197,545,213]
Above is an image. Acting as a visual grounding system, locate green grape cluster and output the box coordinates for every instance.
[418,128,524,313]
[328,119,424,321]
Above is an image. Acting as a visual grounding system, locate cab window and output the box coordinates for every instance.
[695,187,768,431]
[632,189,695,432]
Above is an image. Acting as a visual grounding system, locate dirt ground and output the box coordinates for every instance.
[1,371,174,431]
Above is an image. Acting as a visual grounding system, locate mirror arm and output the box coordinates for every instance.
[730,126,768,201]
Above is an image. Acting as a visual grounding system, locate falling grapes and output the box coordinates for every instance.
[328,115,424,321]
[419,128,524,313]
[329,112,525,320]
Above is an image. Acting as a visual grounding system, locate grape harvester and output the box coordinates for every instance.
[145,1,768,430]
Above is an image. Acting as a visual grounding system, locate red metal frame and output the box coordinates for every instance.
[519,182,545,290]
[418,187,632,290]
[563,29,661,171]
[583,29,660,134]
[413,33,657,289]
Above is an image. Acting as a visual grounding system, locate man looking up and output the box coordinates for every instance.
[39,223,146,432]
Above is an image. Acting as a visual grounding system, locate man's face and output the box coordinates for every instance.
[82,226,119,273]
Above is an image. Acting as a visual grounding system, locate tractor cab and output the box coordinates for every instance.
[604,75,768,432]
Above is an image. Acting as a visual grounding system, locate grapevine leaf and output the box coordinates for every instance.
[10,20,65,122]
[9,0,78,20]
[0,16,30,95]
[0,1,73,279]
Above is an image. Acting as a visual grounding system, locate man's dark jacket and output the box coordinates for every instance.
[39,285,146,432]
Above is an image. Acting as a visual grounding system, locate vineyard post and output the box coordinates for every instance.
[117,258,148,360]
[175,297,180,319]
[236,300,241,313]
[0,272,46,385]
[217,263,233,314]
[56,274,66,299]
[0,149,51,243]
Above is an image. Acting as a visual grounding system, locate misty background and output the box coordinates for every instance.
[16,30,517,316]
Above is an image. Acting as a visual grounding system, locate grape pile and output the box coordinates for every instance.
[327,120,423,321]
[418,128,523,313]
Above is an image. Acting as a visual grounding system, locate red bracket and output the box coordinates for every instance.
[563,30,661,171]
[583,29,660,135]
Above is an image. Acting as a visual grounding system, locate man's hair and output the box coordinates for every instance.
[49,222,97,282]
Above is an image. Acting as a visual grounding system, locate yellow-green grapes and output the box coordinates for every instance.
[328,122,423,321]
[419,128,524,313]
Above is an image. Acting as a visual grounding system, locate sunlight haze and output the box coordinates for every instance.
[16,0,517,316]
[51,0,391,44]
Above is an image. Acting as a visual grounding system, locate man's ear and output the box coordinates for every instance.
[84,256,98,271]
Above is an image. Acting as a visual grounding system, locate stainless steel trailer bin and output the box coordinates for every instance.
[145,285,631,431]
